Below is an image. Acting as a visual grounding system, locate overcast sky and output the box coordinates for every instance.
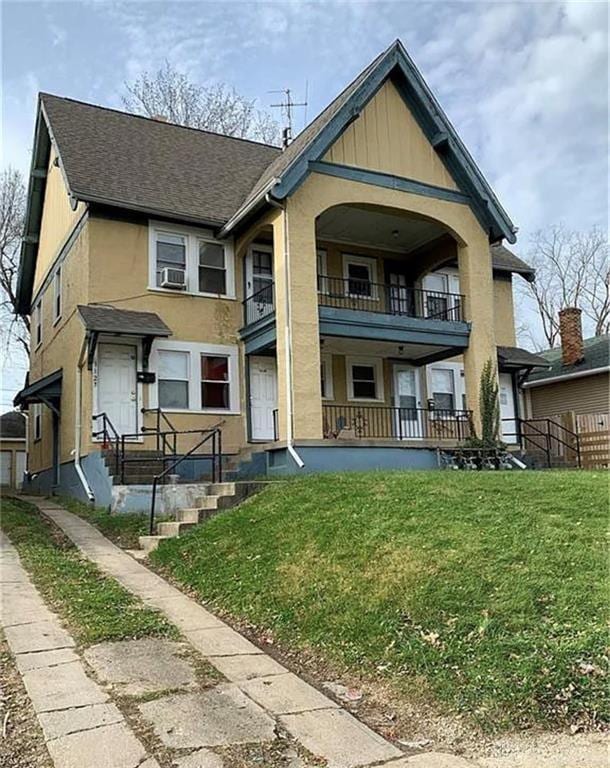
[1,0,608,411]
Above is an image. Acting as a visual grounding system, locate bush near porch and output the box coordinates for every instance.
[151,470,608,732]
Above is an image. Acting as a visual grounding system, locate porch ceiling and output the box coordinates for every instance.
[316,204,446,252]
[321,335,461,365]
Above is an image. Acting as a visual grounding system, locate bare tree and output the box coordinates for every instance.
[0,167,29,356]
[123,61,281,145]
[520,225,609,348]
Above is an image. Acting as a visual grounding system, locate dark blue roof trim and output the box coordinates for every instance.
[309,161,472,206]
[272,41,516,244]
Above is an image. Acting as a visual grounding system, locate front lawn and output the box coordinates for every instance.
[151,470,608,731]
[2,498,177,645]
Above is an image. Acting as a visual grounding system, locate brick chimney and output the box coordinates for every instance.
[559,307,584,367]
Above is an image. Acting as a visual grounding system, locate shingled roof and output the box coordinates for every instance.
[490,244,535,282]
[526,335,610,384]
[0,411,26,440]
[41,94,280,226]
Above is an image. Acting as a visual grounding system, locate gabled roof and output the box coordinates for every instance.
[497,346,549,370]
[230,40,517,244]
[0,411,26,439]
[526,335,610,385]
[77,305,172,337]
[41,94,280,226]
[490,244,535,282]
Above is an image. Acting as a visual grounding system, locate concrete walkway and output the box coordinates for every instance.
[0,531,160,768]
[22,497,479,768]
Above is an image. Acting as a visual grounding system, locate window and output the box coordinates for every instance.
[423,271,461,320]
[317,249,328,294]
[201,355,229,409]
[32,403,42,441]
[34,302,42,348]
[343,254,377,299]
[250,246,273,296]
[430,368,455,410]
[320,355,333,400]
[158,350,190,409]
[149,222,235,297]
[199,242,226,294]
[53,267,62,322]
[347,357,383,401]
[152,341,239,413]
[155,232,186,287]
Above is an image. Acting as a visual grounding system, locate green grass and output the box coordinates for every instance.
[56,496,149,549]
[151,470,609,731]
[2,498,178,645]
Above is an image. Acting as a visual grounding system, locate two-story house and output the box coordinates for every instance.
[15,40,546,506]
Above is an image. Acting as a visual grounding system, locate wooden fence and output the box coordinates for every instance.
[576,413,610,470]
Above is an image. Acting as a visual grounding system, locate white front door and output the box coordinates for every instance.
[393,365,422,439]
[0,452,12,485]
[499,373,517,443]
[97,343,138,436]
[249,357,277,441]
[15,451,26,489]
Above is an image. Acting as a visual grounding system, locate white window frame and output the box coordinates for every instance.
[53,266,62,324]
[148,221,235,299]
[34,301,42,349]
[150,339,240,414]
[157,349,191,411]
[320,354,334,400]
[421,269,461,319]
[317,249,328,294]
[342,254,378,300]
[426,362,466,416]
[346,356,384,403]
[32,403,42,441]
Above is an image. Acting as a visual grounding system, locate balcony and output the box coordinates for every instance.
[240,276,471,361]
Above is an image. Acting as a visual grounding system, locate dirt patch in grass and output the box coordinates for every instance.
[0,632,52,768]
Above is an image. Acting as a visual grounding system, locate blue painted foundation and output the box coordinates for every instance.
[23,452,113,508]
[265,445,439,476]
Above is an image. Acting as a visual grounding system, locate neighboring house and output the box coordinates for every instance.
[524,308,609,420]
[0,411,27,490]
[14,39,546,505]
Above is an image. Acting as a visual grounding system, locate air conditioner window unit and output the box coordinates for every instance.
[161,267,186,289]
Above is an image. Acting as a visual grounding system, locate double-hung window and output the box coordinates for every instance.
[347,357,383,401]
[34,302,42,348]
[201,355,230,409]
[53,267,62,322]
[430,368,455,411]
[150,222,234,297]
[32,403,42,441]
[158,350,190,409]
[153,341,239,413]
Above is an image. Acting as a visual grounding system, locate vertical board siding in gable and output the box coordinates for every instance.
[323,80,458,192]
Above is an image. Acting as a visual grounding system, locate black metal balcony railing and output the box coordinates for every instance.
[243,283,274,325]
[318,275,464,322]
[323,404,473,441]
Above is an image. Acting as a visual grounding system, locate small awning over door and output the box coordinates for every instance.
[14,368,62,411]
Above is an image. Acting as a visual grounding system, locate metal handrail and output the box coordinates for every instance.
[243,282,274,325]
[322,404,472,441]
[522,417,581,466]
[317,275,465,322]
[141,407,178,453]
[505,417,581,468]
[92,412,121,475]
[149,428,223,534]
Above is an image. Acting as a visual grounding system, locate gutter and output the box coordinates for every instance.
[74,336,95,502]
[264,191,305,469]
[522,365,610,388]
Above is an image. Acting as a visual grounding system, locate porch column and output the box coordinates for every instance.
[458,235,498,434]
[271,201,323,442]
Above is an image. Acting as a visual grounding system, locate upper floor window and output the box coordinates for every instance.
[53,267,62,322]
[34,302,42,348]
[149,222,234,298]
[342,254,378,299]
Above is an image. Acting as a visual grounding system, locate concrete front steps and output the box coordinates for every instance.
[138,480,265,555]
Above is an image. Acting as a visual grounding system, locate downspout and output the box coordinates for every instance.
[74,336,95,502]
[265,192,305,468]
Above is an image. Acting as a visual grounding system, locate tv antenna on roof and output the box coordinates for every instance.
[269,88,307,148]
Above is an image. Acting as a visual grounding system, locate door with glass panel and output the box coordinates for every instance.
[393,365,422,439]
[388,272,410,315]
[423,272,461,321]
[245,245,274,323]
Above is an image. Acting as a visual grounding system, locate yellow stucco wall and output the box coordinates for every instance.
[34,147,86,295]
[323,80,458,191]
[493,277,516,346]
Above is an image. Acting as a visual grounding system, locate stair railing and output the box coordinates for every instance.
[92,412,121,476]
[141,407,178,455]
[505,417,581,468]
[149,427,223,535]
